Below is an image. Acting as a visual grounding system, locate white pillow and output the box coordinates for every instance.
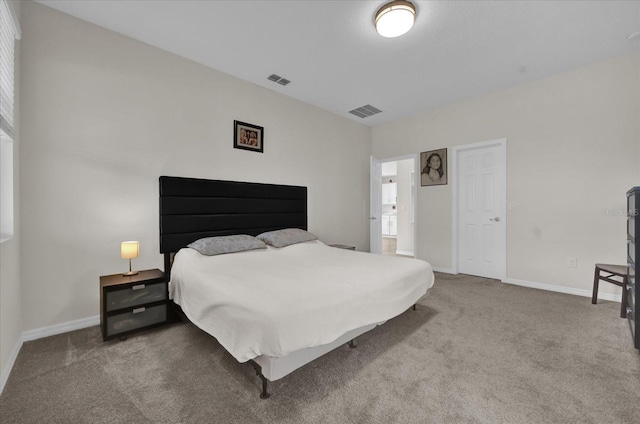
[187,235,266,256]
[256,228,318,248]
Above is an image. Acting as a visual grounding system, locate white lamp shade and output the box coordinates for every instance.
[120,241,139,259]
[375,1,416,38]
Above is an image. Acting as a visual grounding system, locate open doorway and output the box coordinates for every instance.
[370,155,417,257]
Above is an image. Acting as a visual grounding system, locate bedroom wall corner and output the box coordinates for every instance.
[0,0,23,395]
[18,2,372,333]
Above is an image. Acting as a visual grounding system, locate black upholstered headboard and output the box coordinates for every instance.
[159,176,307,259]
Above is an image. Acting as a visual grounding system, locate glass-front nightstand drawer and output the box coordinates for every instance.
[106,281,167,312]
[105,304,167,338]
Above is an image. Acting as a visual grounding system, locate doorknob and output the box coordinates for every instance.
[369,216,377,220]
[490,217,501,222]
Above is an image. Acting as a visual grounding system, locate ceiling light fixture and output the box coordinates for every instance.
[375,0,416,38]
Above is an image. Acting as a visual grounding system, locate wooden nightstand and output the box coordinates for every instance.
[100,269,171,341]
[329,244,356,251]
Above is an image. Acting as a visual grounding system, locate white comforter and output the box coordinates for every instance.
[169,240,434,362]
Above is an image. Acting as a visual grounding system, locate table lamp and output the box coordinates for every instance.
[121,241,139,276]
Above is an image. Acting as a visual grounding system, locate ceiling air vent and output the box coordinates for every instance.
[349,104,382,118]
[267,74,291,86]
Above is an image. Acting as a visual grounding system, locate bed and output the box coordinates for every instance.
[159,176,435,398]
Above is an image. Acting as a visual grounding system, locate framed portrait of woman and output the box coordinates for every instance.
[420,148,447,186]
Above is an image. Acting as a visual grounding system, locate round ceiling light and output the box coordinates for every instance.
[375,1,416,38]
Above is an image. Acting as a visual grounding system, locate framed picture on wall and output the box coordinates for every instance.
[234,120,264,153]
[420,148,447,186]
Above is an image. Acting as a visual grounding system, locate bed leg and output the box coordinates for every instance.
[258,374,270,399]
[249,360,271,399]
[348,339,357,348]
[413,304,416,311]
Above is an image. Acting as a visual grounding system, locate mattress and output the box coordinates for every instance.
[169,240,434,362]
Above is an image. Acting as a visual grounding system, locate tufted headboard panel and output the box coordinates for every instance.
[159,176,307,256]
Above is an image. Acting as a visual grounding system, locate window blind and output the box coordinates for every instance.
[0,0,19,139]
[0,0,19,241]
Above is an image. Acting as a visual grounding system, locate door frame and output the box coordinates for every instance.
[372,154,418,257]
[451,138,507,281]
[370,156,382,254]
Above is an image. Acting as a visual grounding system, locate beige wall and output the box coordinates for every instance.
[19,2,371,331]
[373,53,640,295]
[0,0,22,390]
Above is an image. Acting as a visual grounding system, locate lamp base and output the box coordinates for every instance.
[122,271,139,276]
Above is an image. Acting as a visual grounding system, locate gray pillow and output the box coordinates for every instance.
[256,228,318,248]
[187,235,267,256]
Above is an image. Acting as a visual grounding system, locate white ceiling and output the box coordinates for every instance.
[37,0,640,127]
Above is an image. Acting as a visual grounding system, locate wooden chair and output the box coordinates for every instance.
[592,264,628,318]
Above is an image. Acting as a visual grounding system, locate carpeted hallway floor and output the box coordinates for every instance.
[1,273,639,423]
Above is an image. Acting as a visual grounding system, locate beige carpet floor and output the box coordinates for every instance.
[1,273,639,423]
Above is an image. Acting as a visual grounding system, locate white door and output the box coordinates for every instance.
[370,156,382,254]
[390,215,398,236]
[381,215,390,236]
[389,183,397,205]
[456,141,506,279]
[382,183,391,205]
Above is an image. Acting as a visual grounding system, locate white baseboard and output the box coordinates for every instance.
[1,314,99,394]
[0,336,23,395]
[504,278,621,302]
[22,315,100,342]
[395,250,414,256]
[430,271,622,303]
[432,266,456,274]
